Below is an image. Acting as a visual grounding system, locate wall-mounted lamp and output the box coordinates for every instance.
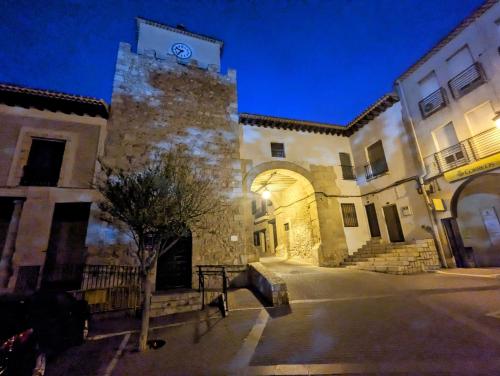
[261,189,271,200]
[493,112,500,129]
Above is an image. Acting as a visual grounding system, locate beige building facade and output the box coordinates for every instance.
[0,84,108,292]
[396,0,500,267]
[2,1,500,294]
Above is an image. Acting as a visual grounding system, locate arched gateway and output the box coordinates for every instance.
[244,161,349,266]
[444,172,500,267]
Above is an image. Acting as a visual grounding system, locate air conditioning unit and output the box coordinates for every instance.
[424,102,434,113]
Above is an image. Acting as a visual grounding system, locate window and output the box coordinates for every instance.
[433,122,467,170]
[271,143,285,158]
[465,101,496,135]
[251,200,257,214]
[367,140,388,177]
[20,138,66,187]
[253,232,260,246]
[446,46,474,78]
[341,203,358,227]
[418,72,447,118]
[284,223,289,231]
[339,152,355,180]
[418,72,440,99]
[447,46,485,99]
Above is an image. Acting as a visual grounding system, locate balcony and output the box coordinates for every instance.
[424,126,500,176]
[364,160,388,181]
[419,87,448,119]
[448,62,486,99]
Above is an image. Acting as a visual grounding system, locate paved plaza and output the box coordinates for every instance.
[47,260,500,375]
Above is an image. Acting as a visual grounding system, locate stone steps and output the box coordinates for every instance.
[341,238,440,275]
[150,289,201,318]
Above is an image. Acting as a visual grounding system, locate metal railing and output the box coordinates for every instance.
[448,62,486,99]
[340,165,356,180]
[61,264,142,314]
[425,126,500,176]
[364,160,388,181]
[419,87,448,118]
[196,264,246,314]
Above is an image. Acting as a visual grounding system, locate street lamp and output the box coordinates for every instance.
[493,112,500,129]
[261,189,271,200]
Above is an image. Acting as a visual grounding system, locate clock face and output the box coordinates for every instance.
[171,43,192,59]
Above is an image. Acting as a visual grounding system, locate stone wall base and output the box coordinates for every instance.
[341,238,441,275]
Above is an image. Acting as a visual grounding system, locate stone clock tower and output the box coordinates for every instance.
[86,18,253,288]
[136,18,223,71]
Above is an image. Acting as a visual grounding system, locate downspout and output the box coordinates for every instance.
[395,80,448,268]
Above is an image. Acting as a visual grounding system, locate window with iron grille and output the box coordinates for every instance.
[341,203,358,227]
[271,142,285,158]
[367,140,388,177]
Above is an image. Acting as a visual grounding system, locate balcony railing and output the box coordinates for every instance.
[340,165,356,180]
[419,87,448,119]
[424,126,500,176]
[364,161,388,181]
[448,62,486,99]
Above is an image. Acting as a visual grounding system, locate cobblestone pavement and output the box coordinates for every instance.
[47,260,500,375]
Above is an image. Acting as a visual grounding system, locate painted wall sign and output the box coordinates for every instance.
[444,152,500,182]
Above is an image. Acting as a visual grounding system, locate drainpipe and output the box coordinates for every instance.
[395,81,448,268]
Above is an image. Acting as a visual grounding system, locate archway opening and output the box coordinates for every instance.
[451,173,500,267]
[250,168,321,264]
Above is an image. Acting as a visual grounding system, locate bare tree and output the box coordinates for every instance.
[97,149,222,351]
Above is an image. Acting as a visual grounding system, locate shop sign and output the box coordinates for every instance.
[444,153,500,182]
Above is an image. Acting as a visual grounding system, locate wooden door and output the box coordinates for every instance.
[156,232,192,290]
[365,203,381,238]
[42,202,91,290]
[383,205,405,242]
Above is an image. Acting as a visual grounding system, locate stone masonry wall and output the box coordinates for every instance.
[86,43,247,276]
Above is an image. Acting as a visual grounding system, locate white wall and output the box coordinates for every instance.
[137,19,222,70]
[349,102,432,243]
[397,2,500,162]
[240,124,361,196]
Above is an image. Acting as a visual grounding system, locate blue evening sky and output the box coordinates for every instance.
[0,0,484,125]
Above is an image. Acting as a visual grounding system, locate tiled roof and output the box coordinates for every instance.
[240,93,399,137]
[345,93,399,135]
[239,113,346,136]
[397,0,498,81]
[0,83,109,119]
[136,17,224,47]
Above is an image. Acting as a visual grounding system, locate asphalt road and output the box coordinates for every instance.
[47,259,500,375]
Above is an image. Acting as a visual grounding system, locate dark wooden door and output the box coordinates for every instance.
[383,205,405,242]
[365,203,381,238]
[42,202,91,290]
[156,233,192,290]
[442,218,475,267]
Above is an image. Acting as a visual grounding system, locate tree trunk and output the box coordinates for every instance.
[138,272,152,351]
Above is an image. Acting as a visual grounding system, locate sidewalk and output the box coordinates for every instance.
[436,267,500,279]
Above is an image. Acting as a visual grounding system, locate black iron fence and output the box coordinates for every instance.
[64,264,142,314]
[448,62,486,99]
[430,126,500,174]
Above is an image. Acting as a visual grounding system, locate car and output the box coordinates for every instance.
[0,291,90,376]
